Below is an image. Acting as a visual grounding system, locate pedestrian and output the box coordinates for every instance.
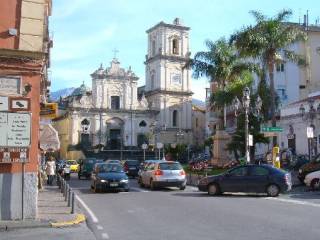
[45,156,56,185]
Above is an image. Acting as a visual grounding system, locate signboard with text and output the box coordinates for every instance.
[0,76,21,95]
[0,112,31,147]
[0,148,29,163]
[40,103,57,119]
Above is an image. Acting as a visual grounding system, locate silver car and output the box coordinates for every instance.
[138,161,186,190]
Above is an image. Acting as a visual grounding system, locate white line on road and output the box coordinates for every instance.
[75,194,99,223]
[102,233,110,239]
[97,225,103,230]
[264,197,320,208]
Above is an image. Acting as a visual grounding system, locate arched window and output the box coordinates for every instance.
[172,110,178,127]
[81,119,90,132]
[152,40,156,56]
[139,120,147,127]
[172,38,179,55]
[151,73,155,89]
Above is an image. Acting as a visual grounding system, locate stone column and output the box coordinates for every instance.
[211,130,232,167]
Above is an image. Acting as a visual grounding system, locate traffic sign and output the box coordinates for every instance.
[263,132,278,137]
[261,126,283,132]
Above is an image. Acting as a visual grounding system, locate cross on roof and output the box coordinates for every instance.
[113,48,119,59]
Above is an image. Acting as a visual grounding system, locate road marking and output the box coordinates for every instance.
[264,197,320,208]
[97,225,103,230]
[102,233,110,239]
[75,195,99,223]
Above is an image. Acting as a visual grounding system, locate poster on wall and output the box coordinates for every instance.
[0,76,21,95]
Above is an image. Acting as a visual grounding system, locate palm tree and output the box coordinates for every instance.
[231,9,307,144]
[187,38,257,129]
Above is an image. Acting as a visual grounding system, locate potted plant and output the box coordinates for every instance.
[93,143,104,153]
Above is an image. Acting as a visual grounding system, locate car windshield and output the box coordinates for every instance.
[126,160,139,166]
[68,160,77,165]
[159,162,182,170]
[98,164,123,173]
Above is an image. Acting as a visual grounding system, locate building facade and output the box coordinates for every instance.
[0,0,52,220]
[53,19,193,159]
[192,105,206,146]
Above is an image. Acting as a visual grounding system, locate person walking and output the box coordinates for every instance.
[46,157,56,185]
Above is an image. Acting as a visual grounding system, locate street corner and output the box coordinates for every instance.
[50,213,86,228]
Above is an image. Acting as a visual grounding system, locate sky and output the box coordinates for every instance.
[50,0,320,101]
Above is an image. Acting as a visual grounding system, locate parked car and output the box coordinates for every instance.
[123,160,140,178]
[138,160,186,190]
[298,154,320,183]
[198,164,292,197]
[91,163,129,193]
[66,160,79,173]
[78,158,103,179]
[105,159,121,165]
[304,170,320,190]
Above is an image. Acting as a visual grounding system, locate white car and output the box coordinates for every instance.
[304,170,320,190]
[138,161,186,190]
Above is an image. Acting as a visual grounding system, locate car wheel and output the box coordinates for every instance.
[266,184,280,197]
[311,178,320,190]
[93,182,99,193]
[138,177,144,187]
[179,185,186,190]
[208,183,220,196]
[78,174,81,180]
[150,179,155,190]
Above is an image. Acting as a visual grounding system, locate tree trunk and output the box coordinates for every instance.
[268,61,277,146]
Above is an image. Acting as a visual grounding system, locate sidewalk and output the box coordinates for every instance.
[0,181,96,240]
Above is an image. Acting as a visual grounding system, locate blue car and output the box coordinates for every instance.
[198,164,291,197]
[91,163,129,193]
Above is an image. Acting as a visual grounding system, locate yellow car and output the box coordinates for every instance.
[66,160,79,173]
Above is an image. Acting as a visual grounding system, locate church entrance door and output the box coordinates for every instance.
[109,129,121,149]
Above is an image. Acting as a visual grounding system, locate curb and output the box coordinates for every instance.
[0,220,50,231]
[50,214,86,228]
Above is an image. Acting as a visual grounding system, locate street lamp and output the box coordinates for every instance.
[233,87,262,164]
[299,98,320,160]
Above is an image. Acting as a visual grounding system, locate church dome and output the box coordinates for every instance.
[71,82,91,96]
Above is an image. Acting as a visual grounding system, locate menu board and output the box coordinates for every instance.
[0,113,31,147]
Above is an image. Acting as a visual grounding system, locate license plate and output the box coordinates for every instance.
[167,179,177,182]
[110,183,118,187]
[129,167,136,170]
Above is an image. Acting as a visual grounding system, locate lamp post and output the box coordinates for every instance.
[299,98,320,160]
[233,87,262,164]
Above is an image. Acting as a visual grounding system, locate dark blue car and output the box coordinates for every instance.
[198,164,291,197]
[91,163,129,193]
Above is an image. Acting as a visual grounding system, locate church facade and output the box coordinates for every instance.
[53,19,193,158]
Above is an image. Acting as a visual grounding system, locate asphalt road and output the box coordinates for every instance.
[68,174,320,240]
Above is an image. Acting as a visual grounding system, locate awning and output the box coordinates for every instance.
[39,124,60,151]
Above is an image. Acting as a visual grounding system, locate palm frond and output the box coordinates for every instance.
[249,10,266,23]
[275,9,293,22]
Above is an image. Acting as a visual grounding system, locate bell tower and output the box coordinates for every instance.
[145,18,193,144]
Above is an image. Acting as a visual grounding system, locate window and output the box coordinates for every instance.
[81,119,90,132]
[151,73,155,89]
[172,39,179,54]
[159,162,182,170]
[139,120,147,127]
[111,96,120,110]
[152,40,156,56]
[172,110,178,127]
[251,166,269,176]
[228,167,248,177]
[276,63,284,72]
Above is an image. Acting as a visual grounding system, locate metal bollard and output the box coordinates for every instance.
[71,192,75,214]
[68,188,71,207]
[65,184,68,201]
[61,179,64,193]
[64,183,67,199]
